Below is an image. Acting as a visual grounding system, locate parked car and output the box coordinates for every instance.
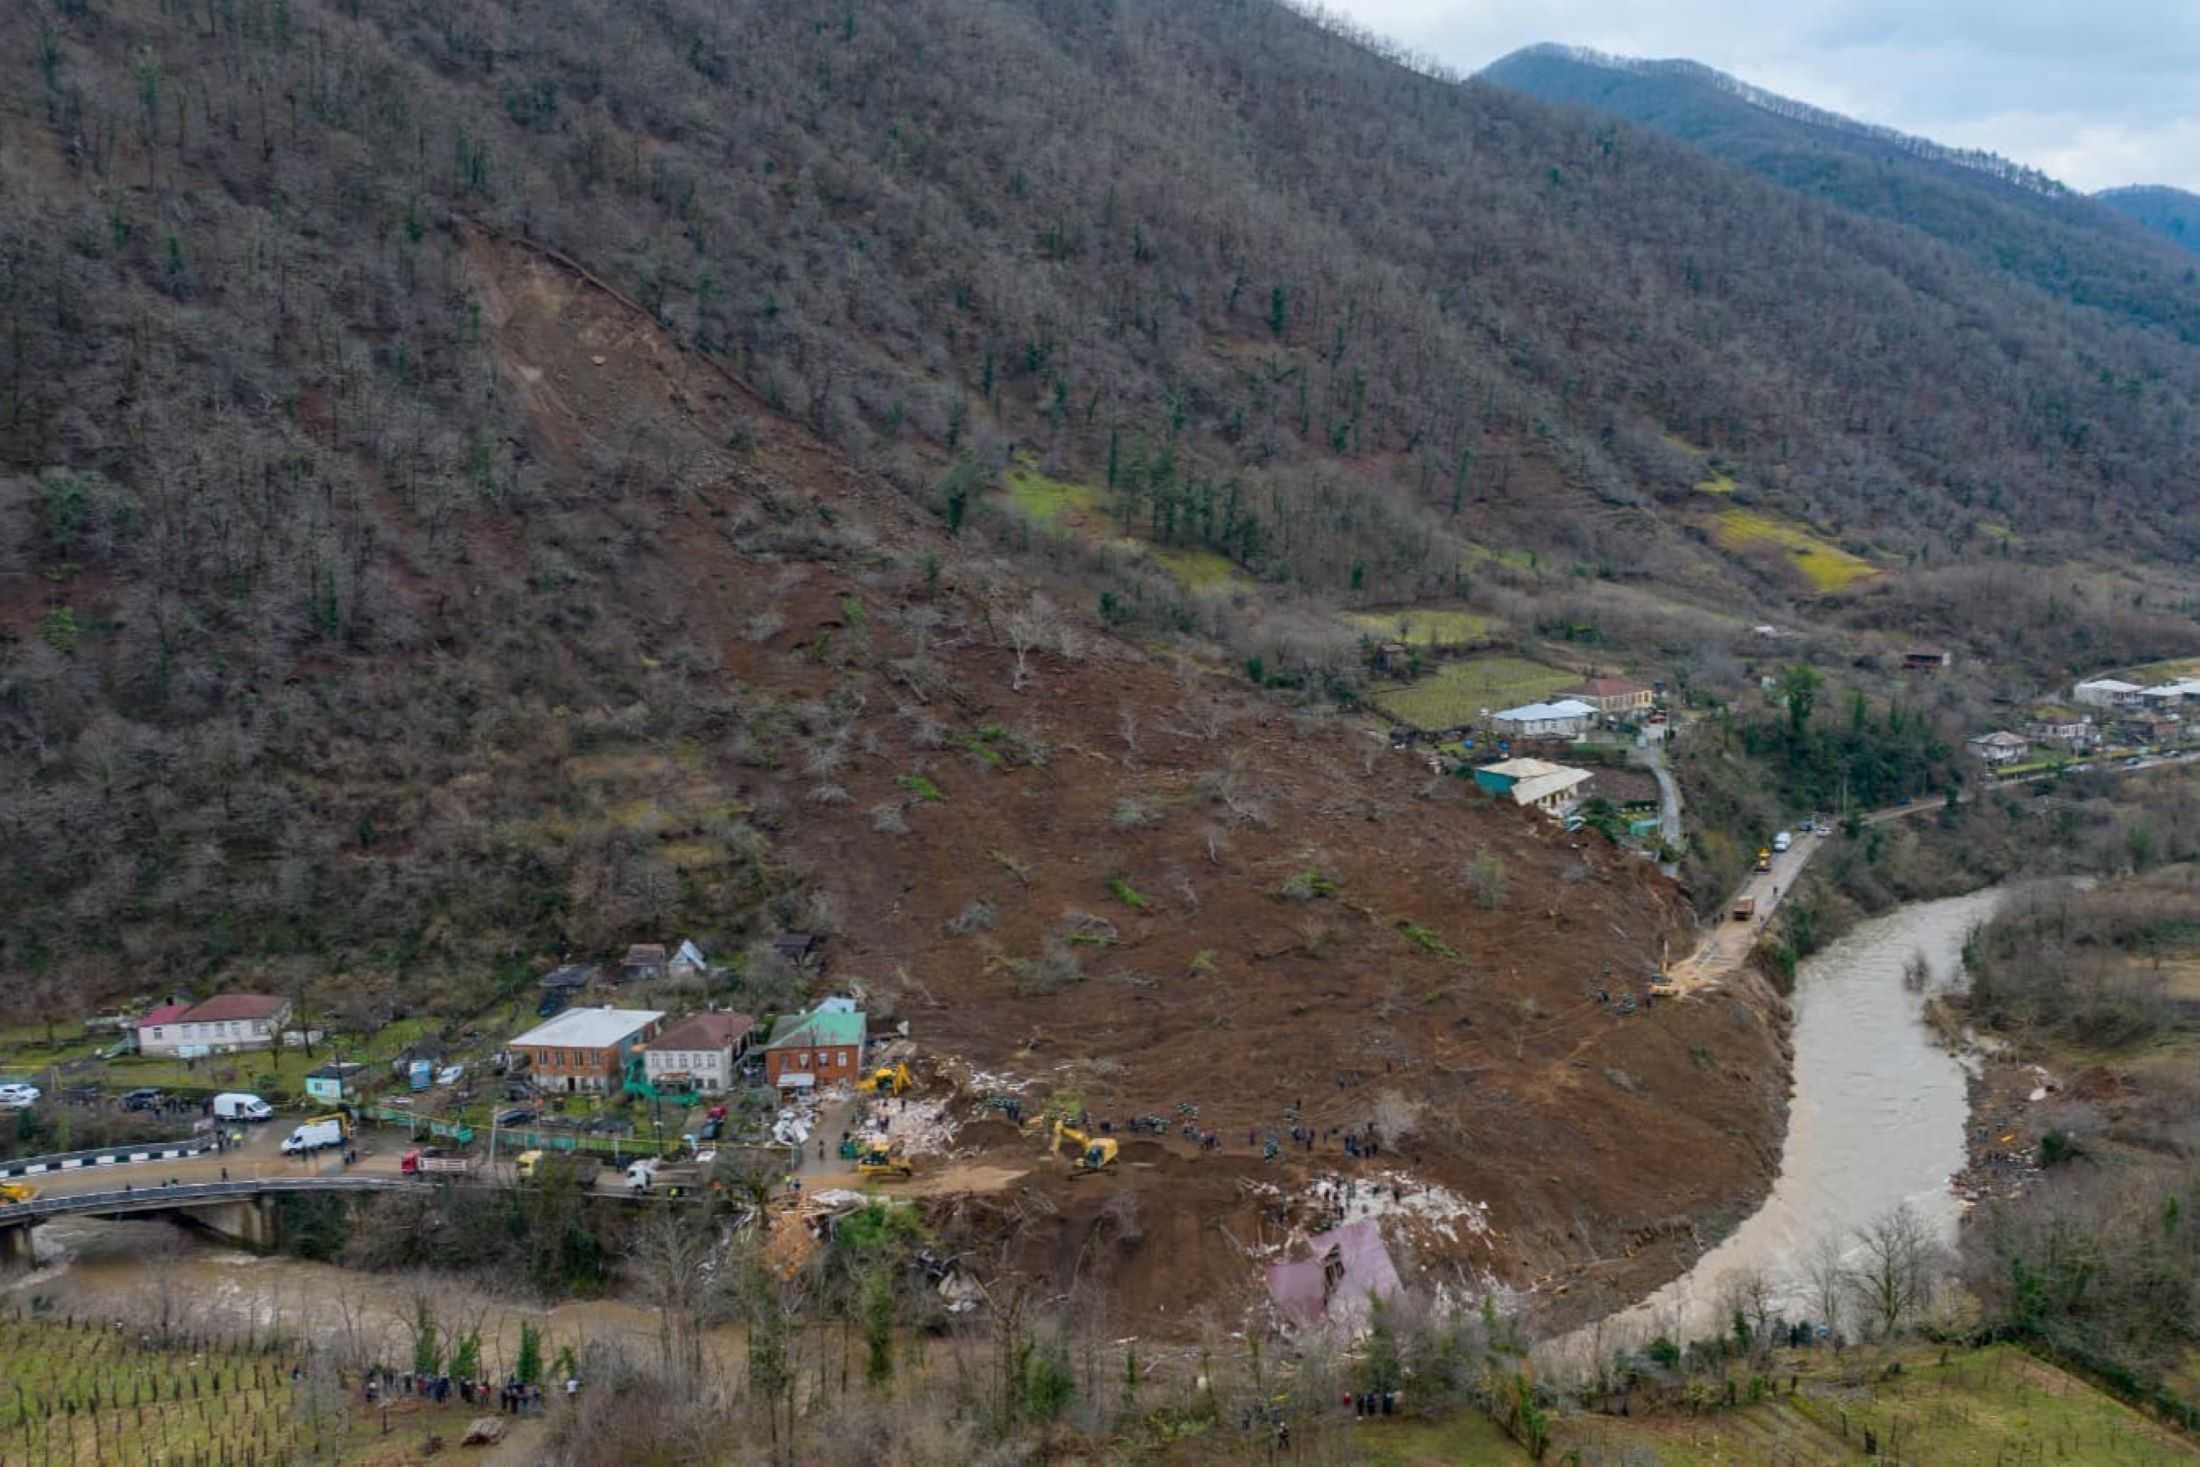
[0,1084,43,1110]
[536,993,567,1019]
[120,1088,166,1112]
[1773,830,1793,853]
[495,1107,537,1128]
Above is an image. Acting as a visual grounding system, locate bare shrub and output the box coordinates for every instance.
[1110,795,1162,830]
[870,801,911,835]
[1465,850,1508,910]
[944,899,997,936]
[1012,935,1085,995]
[808,783,850,805]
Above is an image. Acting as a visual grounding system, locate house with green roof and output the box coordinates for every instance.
[763,998,867,1090]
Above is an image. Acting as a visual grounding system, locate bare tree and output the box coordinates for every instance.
[1846,1203,1938,1342]
[1806,1233,1848,1342]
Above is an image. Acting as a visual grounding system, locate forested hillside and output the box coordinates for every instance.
[1484,44,2200,343]
[5,0,2200,988]
[2100,184,2200,256]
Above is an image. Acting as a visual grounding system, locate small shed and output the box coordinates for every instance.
[773,933,823,966]
[303,1062,365,1104]
[540,964,599,994]
[620,944,669,984]
[668,939,710,978]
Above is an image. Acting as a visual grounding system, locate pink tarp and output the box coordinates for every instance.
[1265,1218,1402,1329]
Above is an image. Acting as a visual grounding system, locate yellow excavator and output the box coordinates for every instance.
[856,1140,914,1180]
[0,1182,40,1206]
[1050,1118,1117,1174]
[857,1062,913,1097]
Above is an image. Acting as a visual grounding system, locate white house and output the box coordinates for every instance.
[2073,678,2143,709]
[1509,766,1595,814]
[135,1000,194,1058]
[641,1011,756,1094]
[1966,731,2031,765]
[2025,710,2095,750]
[2139,680,2200,708]
[1491,699,1598,739]
[139,994,293,1056]
[668,939,710,979]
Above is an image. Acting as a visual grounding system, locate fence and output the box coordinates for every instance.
[0,1137,220,1181]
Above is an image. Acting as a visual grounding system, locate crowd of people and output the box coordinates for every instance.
[359,1365,577,1415]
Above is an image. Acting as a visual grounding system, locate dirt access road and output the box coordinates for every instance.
[1663,832,1821,991]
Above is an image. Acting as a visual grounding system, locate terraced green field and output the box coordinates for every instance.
[1371,657,1577,730]
[1345,607,1500,647]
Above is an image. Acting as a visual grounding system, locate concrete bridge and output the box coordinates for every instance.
[0,1176,417,1263]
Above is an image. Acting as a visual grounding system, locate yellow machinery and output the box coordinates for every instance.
[857,1062,913,1097]
[1755,847,1772,873]
[856,1140,914,1180]
[0,1182,39,1205]
[1051,1119,1117,1174]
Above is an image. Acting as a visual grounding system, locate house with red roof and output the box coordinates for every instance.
[135,1001,194,1057]
[139,993,293,1056]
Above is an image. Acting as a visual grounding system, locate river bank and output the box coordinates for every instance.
[1539,882,2008,1372]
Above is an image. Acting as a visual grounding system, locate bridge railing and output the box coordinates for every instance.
[0,1137,220,1181]
[0,1176,409,1223]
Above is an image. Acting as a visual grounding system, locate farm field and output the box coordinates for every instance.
[1345,607,1500,647]
[1372,656,1577,730]
[1331,1345,2200,1465]
[1709,506,1878,591]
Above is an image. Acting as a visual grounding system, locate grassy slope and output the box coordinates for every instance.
[1347,1345,2200,1466]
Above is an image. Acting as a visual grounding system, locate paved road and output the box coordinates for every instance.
[1634,727,1683,850]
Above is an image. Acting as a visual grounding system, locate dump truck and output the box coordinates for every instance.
[857,1062,913,1097]
[627,1159,708,1197]
[281,1114,351,1155]
[1731,896,1758,922]
[400,1147,475,1177]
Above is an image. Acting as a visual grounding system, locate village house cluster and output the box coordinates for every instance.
[1969,671,2200,766]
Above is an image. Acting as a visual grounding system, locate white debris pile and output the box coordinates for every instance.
[771,1104,816,1148]
[878,1096,958,1156]
[945,1061,1031,1094]
[1304,1173,1494,1246]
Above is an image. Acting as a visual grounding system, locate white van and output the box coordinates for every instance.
[212,1092,274,1122]
[1773,830,1793,854]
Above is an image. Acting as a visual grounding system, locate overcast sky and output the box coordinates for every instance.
[1326,1,2200,193]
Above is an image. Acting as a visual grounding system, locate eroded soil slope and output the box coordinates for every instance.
[477,239,1790,1331]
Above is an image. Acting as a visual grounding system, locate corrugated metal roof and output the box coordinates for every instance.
[180,993,289,1023]
[766,1005,867,1050]
[509,1007,664,1050]
[1494,699,1596,722]
[649,1012,756,1051]
[1509,768,1593,806]
[1479,757,1571,780]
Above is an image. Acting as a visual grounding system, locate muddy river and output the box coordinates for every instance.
[1547,883,2007,1367]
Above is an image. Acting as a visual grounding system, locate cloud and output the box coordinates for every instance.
[1321,1,2200,191]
